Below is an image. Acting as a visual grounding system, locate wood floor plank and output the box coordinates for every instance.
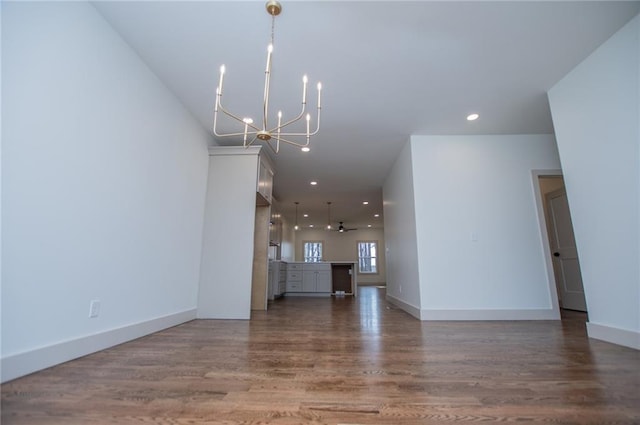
[2,287,639,424]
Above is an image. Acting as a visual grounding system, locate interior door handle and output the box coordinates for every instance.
[553,252,560,257]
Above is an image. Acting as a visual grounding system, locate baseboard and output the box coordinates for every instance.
[386,294,421,319]
[420,308,559,321]
[586,322,640,350]
[357,282,386,287]
[1,309,197,383]
[385,296,560,321]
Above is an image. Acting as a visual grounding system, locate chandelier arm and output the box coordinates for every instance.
[268,75,309,131]
[217,88,261,132]
[264,137,281,153]
[213,116,260,138]
[309,107,321,136]
[275,106,321,137]
[217,101,249,125]
[213,112,260,137]
[271,107,306,132]
[215,101,261,135]
[214,131,261,138]
[244,134,259,148]
[272,134,312,148]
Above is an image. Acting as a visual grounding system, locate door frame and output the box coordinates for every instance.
[531,170,563,319]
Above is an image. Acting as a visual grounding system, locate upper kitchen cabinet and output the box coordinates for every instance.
[199,146,274,319]
[256,153,274,206]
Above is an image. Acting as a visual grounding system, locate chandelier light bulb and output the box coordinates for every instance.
[217,65,226,95]
[302,75,308,103]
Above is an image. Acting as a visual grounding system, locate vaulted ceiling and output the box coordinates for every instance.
[92,1,639,228]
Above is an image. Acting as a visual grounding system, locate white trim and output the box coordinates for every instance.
[386,294,421,319]
[208,146,261,156]
[356,240,379,275]
[387,296,558,321]
[1,309,197,383]
[587,322,640,350]
[419,308,559,321]
[531,169,563,318]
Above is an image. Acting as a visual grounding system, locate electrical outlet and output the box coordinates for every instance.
[89,300,100,318]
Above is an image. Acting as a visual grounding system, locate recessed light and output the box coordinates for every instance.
[309,224,314,228]
[310,181,317,186]
[374,214,380,217]
[303,214,309,218]
[467,113,479,121]
[363,201,369,205]
[301,147,310,152]
[367,224,372,228]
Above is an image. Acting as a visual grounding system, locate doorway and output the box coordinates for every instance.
[535,173,587,315]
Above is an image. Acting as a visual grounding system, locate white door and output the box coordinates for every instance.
[546,188,587,312]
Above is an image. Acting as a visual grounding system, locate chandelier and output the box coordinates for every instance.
[213,1,322,153]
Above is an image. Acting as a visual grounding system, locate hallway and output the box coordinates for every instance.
[2,287,639,424]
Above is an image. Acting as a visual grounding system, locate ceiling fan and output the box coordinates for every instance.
[336,221,357,233]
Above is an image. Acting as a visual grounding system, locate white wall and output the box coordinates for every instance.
[280,219,296,263]
[1,2,211,381]
[383,135,563,320]
[410,135,561,319]
[382,141,422,317]
[198,148,259,319]
[548,15,640,349]
[293,227,386,284]
[1,1,4,365]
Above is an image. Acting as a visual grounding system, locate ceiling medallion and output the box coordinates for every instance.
[213,1,322,153]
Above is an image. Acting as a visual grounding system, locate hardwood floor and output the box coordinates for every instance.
[2,287,639,424]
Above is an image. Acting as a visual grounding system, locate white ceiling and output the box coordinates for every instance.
[92,0,639,229]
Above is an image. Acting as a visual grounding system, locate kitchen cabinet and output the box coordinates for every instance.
[256,155,273,206]
[286,263,303,292]
[199,146,269,318]
[268,260,287,300]
[278,262,287,295]
[302,264,332,292]
[284,263,332,294]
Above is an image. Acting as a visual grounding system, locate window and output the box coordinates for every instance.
[358,241,378,274]
[303,241,323,263]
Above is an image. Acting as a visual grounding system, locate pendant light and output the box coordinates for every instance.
[294,202,299,231]
[213,1,322,153]
[326,201,332,230]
